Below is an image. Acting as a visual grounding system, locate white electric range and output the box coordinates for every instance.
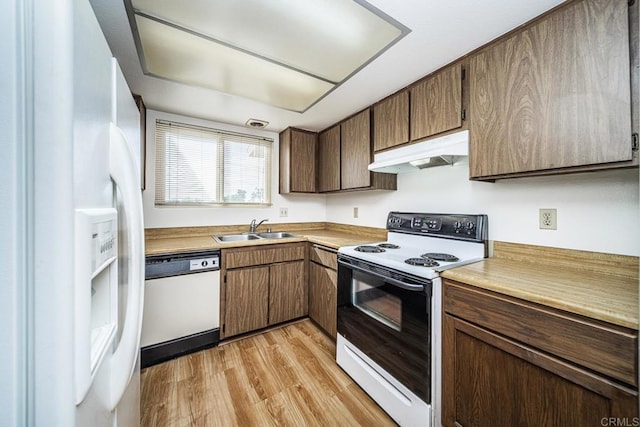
[336,212,488,427]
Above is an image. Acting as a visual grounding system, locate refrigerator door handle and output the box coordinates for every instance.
[108,122,145,410]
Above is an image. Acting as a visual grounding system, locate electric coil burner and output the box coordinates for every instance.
[377,243,400,249]
[405,257,439,267]
[421,253,460,262]
[354,245,385,253]
[337,212,488,427]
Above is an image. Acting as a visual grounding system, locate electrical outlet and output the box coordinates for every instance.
[279,207,288,217]
[353,207,359,218]
[539,208,557,230]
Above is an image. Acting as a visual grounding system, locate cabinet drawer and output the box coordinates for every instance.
[224,243,305,269]
[444,280,638,387]
[309,244,337,270]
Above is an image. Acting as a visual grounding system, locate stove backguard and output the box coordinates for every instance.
[386,212,488,244]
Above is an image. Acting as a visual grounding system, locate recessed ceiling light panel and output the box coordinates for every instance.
[126,0,410,112]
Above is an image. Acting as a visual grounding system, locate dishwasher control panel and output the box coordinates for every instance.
[146,250,221,279]
[189,257,219,271]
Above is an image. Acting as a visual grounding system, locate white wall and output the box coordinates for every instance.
[143,109,639,256]
[143,110,327,229]
[326,163,640,256]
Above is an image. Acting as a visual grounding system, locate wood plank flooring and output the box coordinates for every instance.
[141,319,396,426]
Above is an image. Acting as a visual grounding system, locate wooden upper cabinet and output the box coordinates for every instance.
[373,91,409,152]
[341,109,373,190]
[410,63,463,141]
[469,0,633,179]
[279,127,317,193]
[318,125,341,192]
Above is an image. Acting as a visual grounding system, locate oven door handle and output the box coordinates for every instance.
[338,259,425,292]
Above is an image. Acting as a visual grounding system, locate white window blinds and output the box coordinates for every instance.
[155,120,272,206]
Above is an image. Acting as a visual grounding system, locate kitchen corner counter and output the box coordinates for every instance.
[145,222,387,255]
[441,241,639,330]
[145,235,220,255]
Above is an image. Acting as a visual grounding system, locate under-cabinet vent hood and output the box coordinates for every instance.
[368,130,469,173]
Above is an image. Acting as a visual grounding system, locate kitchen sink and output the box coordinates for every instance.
[213,231,298,243]
[256,232,297,239]
[214,234,263,242]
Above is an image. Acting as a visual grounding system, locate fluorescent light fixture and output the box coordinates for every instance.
[126,0,409,112]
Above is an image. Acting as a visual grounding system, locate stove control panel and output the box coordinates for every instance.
[387,212,487,242]
[412,217,441,231]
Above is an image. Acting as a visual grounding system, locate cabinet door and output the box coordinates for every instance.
[308,261,337,339]
[443,314,638,427]
[318,125,341,192]
[278,128,291,194]
[290,129,317,192]
[469,0,632,178]
[341,109,372,189]
[268,261,307,325]
[224,266,269,337]
[373,91,409,152]
[410,64,463,141]
[279,128,317,193]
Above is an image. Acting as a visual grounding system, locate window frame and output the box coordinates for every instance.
[154,119,273,207]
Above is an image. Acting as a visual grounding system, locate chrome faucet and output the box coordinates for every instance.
[249,218,269,233]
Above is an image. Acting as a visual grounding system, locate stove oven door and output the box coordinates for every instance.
[337,255,431,403]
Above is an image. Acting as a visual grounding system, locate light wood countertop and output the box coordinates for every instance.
[442,241,639,330]
[145,222,386,255]
[146,229,638,330]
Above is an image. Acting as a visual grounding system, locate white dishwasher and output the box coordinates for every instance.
[141,250,220,367]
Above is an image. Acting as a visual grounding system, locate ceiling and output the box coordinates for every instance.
[90,0,565,133]
[127,0,409,112]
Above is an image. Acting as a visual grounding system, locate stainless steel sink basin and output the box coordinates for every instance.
[214,234,263,242]
[256,232,297,239]
[213,231,297,243]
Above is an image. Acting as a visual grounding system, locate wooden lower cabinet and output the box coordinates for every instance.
[221,243,307,339]
[269,260,307,325]
[224,266,269,337]
[308,244,338,339]
[308,261,337,338]
[443,280,638,427]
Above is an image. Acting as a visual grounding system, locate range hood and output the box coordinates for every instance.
[368,130,469,173]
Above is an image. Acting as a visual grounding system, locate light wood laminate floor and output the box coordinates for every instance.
[141,319,396,426]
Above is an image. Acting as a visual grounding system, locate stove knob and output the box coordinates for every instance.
[201,260,208,267]
[466,222,475,230]
[454,221,462,229]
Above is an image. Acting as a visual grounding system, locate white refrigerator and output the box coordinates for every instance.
[0,0,145,425]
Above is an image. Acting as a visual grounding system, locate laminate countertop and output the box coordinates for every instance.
[145,222,387,256]
[442,241,639,330]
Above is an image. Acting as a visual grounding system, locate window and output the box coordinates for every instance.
[155,120,272,206]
